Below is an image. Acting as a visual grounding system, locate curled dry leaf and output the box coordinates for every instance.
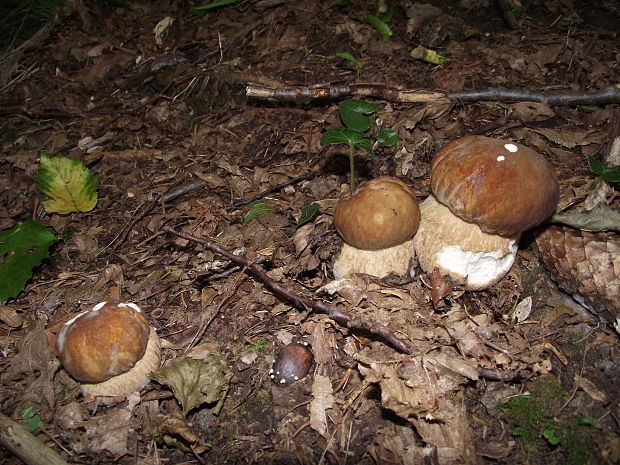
[153,411,210,454]
[152,355,232,416]
[309,374,334,437]
[429,267,451,306]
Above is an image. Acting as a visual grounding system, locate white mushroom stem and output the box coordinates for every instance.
[81,328,161,401]
[333,238,415,279]
[413,195,519,289]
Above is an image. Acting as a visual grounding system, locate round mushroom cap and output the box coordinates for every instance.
[334,176,421,250]
[431,135,559,236]
[56,302,150,383]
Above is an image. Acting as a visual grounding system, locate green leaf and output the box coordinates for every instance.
[242,202,271,225]
[246,339,269,352]
[0,221,56,301]
[512,427,524,437]
[580,417,594,426]
[410,45,449,65]
[35,154,98,214]
[320,127,372,155]
[339,99,383,132]
[152,355,232,416]
[19,405,43,432]
[587,156,620,182]
[295,202,321,231]
[335,52,362,77]
[365,14,393,40]
[543,428,561,446]
[191,0,240,15]
[377,128,398,147]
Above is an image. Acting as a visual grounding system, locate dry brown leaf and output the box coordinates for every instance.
[310,374,334,437]
[574,374,608,403]
[84,392,140,456]
[308,320,335,365]
[533,128,605,149]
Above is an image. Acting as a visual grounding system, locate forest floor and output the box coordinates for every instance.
[0,1,619,464]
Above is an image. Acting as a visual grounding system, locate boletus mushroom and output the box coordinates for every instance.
[56,301,161,400]
[413,135,559,289]
[333,176,421,278]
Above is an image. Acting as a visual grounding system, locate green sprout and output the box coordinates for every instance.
[242,201,271,225]
[587,156,620,183]
[320,99,397,193]
[335,52,362,78]
[294,202,321,232]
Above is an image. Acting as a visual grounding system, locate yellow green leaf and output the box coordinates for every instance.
[35,154,98,214]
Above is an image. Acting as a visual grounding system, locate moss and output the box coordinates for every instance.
[500,378,601,465]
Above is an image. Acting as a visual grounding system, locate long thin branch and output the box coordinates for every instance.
[246,82,620,106]
[163,226,416,354]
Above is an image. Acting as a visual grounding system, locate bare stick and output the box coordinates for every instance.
[246,83,620,106]
[225,168,323,210]
[163,226,416,354]
[0,413,69,465]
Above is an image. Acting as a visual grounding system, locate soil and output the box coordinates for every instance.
[0,1,619,464]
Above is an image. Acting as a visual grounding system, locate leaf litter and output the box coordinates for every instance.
[0,1,619,465]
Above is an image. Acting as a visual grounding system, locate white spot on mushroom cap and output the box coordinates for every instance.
[436,241,517,289]
[118,302,142,313]
[504,143,518,152]
[497,155,505,162]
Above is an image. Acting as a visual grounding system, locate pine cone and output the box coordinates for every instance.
[534,225,620,330]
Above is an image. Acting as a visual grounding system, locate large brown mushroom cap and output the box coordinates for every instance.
[334,177,421,250]
[431,135,559,236]
[56,302,151,383]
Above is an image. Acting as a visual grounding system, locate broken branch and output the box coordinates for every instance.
[163,226,416,354]
[246,82,620,106]
[0,413,69,465]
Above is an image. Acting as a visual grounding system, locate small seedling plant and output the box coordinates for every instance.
[320,99,397,193]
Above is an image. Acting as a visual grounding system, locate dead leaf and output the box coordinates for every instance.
[310,374,334,437]
[84,393,140,456]
[153,411,210,454]
[574,375,608,403]
[152,355,231,416]
[429,268,451,306]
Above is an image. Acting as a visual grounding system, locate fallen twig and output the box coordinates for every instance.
[225,167,324,211]
[163,226,416,354]
[246,82,620,106]
[0,413,69,465]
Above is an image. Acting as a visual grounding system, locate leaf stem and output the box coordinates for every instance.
[348,143,356,193]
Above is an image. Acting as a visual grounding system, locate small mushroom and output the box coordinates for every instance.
[413,136,559,289]
[333,176,421,279]
[270,343,313,386]
[56,301,161,400]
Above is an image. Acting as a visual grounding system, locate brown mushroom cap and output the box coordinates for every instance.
[431,135,559,236]
[334,177,421,250]
[56,302,151,383]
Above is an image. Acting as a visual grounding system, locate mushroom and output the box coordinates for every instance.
[333,176,421,279]
[56,301,161,400]
[413,135,559,289]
